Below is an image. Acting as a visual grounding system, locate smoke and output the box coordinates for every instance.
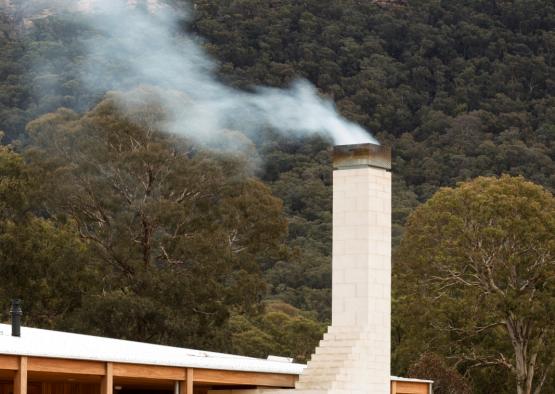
[42,0,378,146]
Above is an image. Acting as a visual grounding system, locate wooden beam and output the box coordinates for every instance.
[28,358,105,375]
[27,371,101,384]
[394,381,430,394]
[186,369,193,394]
[13,357,27,394]
[178,368,193,394]
[100,363,113,394]
[0,355,19,370]
[113,363,186,380]
[193,369,296,388]
[9,356,296,389]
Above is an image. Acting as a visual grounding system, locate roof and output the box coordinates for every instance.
[0,324,305,375]
[0,324,434,384]
[391,376,434,384]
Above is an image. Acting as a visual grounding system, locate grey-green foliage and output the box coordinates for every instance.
[395,176,555,394]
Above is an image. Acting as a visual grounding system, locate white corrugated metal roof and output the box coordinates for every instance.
[391,375,434,383]
[0,324,305,375]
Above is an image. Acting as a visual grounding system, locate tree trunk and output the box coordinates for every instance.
[507,319,536,394]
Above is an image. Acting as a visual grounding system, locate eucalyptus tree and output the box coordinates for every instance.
[25,90,288,350]
[0,143,90,328]
[396,176,555,394]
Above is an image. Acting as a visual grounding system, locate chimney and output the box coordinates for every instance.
[295,143,391,393]
[11,299,22,337]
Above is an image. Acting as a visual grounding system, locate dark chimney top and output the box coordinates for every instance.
[10,299,22,337]
[333,143,391,171]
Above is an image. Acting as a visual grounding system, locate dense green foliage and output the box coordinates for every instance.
[396,176,555,393]
[0,0,554,392]
[0,11,94,141]
[191,0,555,328]
[1,93,289,350]
[26,91,291,349]
[0,143,90,327]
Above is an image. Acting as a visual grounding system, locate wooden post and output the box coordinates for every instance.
[179,369,193,394]
[14,357,27,394]
[187,369,193,394]
[391,380,397,394]
[101,362,113,394]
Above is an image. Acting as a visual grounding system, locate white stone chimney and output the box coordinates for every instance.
[294,143,392,394]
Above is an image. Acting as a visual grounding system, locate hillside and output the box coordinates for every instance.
[190,0,555,323]
[0,1,554,392]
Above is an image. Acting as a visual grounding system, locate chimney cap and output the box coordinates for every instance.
[10,299,22,314]
[10,299,22,337]
[333,143,391,170]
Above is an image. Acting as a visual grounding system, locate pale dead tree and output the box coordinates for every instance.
[397,176,555,394]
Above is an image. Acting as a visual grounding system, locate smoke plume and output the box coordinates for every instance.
[37,0,378,146]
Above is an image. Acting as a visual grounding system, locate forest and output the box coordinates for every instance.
[0,0,554,393]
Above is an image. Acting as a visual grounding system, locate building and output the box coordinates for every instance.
[0,323,302,394]
[0,144,432,394]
